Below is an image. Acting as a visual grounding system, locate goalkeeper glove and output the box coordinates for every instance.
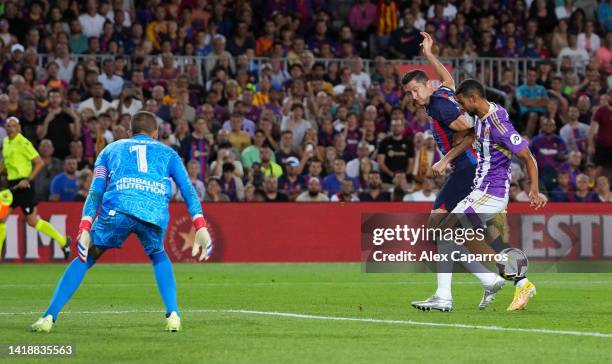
[192,215,213,261]
[77,217,92,262]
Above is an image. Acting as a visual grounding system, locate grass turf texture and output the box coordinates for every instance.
[1,263,611,363]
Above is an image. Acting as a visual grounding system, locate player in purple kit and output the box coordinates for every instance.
[403,32,510,312]
[453,79,547,310]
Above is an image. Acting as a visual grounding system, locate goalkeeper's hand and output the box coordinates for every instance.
[77,217,92,262]
[192,215,213,261]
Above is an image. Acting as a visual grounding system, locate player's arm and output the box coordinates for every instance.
[170,152,213,261]
[516,147,546,209]
[492,114,546,209]
[77,149,109,261]
[432,129,475,176]
[420,32,454,90]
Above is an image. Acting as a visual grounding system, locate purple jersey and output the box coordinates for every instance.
[473,103,528,199]
[426,86,478,171]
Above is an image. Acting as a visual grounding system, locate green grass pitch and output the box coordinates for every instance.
[1,263,611,363]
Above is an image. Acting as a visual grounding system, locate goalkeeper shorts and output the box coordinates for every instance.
[91,208,166,255]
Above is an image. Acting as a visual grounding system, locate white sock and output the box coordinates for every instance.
[472,272,498,287]
[516,278,529,288]
[435,273,453,300]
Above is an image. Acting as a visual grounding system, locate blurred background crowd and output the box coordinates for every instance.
[0,0,610,203]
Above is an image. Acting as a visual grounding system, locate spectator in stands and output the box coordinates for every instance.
[220,162,245,202]
[49,157,78,201]
[347,142,378,179]
[204,178,231,202]
[296,175,330,202]
[180,117,212,181]
[68,140,90,170]
[596,176,612,202]
[227,111,252,152]
[389,11,423,60]
[589,92,612,179]
[359,171,390,202]
[558,33,590,68]
[260,147,283,178]
[174,160,206,202]
[113,87,143,117]
[38,89,79,159]
[79,0,106,38]
[32,139,63,202]
[531,116,568,188]
[73,169,92,202]
[18,96,42,146]
[412,132,441,186]
[281,103,311,151]
[403,177,437,202]
[54,43,76,83]
[549,170,572,202]
[263,175,288,202]
[278,157,306,201]
[323,158,358,197]
[516,68,550,136]
[331,179,359,202]
[377,118,415,184]
[578,21,601,55]
[560,106,590,153]
[570,173,599,202]
[242,129,273,169]
[78,82,112,116]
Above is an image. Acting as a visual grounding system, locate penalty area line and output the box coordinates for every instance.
[2,308,612,338]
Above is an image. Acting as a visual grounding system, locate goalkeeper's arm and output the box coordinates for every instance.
[170,153,213,261]
[77,163,108,261]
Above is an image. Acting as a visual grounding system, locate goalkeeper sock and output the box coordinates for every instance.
[150,251,179,316]
[35,219,67,247]
[0,223,5,257]
[490,236,511,253]
[44,255,96,321]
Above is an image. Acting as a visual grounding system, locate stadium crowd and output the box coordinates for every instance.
[0,0,610,203]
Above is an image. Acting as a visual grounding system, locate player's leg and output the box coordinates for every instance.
[0,208,12,259]
[25,206,71,260]
[32,210,130,332]
[136,221,181,331]
[411,207,455,312]
[446,190,508,309]
[484,214,537,311]
[412,168,478,311]
[31,245,106,332]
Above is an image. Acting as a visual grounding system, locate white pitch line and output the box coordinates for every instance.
[1,280,612,288]
[2,308,612,338]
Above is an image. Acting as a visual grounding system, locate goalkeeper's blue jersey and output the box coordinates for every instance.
[85,134,203,229]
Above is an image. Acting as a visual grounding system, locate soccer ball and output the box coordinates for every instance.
[496,248,529,280]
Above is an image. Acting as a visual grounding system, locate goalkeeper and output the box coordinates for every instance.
[31,111,213,333]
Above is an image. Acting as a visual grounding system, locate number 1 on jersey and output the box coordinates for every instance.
[130,145,148,173]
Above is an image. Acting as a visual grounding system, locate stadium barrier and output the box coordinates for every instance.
[38,54,580,90]
[1,202,611,264]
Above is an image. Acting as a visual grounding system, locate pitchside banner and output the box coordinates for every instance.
[362,211,612,273]
[0,202,611,265]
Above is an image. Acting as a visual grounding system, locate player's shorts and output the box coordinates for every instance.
[7,179,37,215]
[433,166,476,211]
[450,188,508,228]
[91,208,166,255]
